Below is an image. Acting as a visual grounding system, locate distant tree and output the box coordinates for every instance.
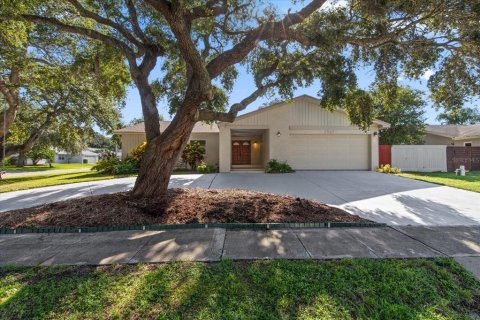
[89,132,115,150]
[26,143,54,165]
[0,19,129,162]
[437,107,480,125]
[375,87,426,145]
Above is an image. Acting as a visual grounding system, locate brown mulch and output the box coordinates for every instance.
[1,188,370,228]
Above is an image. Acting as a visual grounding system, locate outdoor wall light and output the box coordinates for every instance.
[276,131,281,137]
[373,131,378,136]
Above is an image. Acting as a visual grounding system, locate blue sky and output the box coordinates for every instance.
[120,0,441,126]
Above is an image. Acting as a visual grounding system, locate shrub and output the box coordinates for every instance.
[197,161,217,173]
[113,161,139,175]
[91,157,120,174]
[181,141,205,170]
[98,150,117,161]
[128,142,147,165]
[265,159,294,173]
[378,164,401,174]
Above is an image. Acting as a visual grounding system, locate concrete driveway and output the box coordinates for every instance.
[1,171,479,226]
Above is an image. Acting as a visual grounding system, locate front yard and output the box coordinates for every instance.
[1,258,479,319]
[399,171,480,193]
[3,163,94,173]
[0,171,135,193]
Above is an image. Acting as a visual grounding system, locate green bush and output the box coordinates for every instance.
[181,141,205,170]
[113,161,139,175]
[98,150,117,161]
[378,164,401,174]
[128,142,147,166]
[196,161,217,173]
[265,159,294,173]
[91,157,120,174]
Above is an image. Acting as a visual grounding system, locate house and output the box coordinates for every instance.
[424,125,480,146]
[114,95,390,172]
[55,149,99,164]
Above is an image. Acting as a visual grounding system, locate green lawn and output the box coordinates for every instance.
[0,259,479,319]
[0,171,135,193]
[3,163,94,173]
[399,171,480,193]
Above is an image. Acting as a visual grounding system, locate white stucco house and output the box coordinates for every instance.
[55,149,99,164]
[114,95,390,172]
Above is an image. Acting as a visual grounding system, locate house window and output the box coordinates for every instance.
[464,142,472,147]
[190,140,206,146]
[59,156,65,160]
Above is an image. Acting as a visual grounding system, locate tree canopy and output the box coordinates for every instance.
[2,0,480,196]
[375,87,426,145]
[0,13,129,160]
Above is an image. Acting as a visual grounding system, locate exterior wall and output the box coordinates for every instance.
[455,138,480,146]
[219,97,379,172]
[55,154,98,164]
[189,133,219,166]
[219,126,231,172]
[424,133,480,147]
[120,133,147,159]
[120,132,219,166]
[424,133,453,145]
[392,145,447,172]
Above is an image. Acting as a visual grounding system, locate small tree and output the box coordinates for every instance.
[181,141,205,170]
[375,87,427,145]
[26,145,54,165]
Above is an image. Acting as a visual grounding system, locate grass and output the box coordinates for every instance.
[399,171,480,193]
[0,171,135,193]
[3,163,94,173]
[0,258,479,319]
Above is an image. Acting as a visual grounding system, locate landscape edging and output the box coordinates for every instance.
[0,222,386,235]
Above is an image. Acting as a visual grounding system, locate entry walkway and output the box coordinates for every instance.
[1,226,479,279]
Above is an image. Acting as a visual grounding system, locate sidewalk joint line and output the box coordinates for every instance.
[292,229,313,259]
[388,226,449,257]
[208,173,218,189]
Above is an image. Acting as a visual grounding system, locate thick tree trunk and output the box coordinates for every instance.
[17,152,26,167]
[131,116,196,198]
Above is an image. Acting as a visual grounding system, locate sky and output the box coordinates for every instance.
[120,0,443,126]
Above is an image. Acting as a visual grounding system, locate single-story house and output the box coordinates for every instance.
[55,149,99,164]
[114,95,390,172]
[424,124,480,146]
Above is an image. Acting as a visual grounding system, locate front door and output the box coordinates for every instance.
[232,140,251,165]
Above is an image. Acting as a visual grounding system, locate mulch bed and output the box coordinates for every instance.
[1,188,370,228]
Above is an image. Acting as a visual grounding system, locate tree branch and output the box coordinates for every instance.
[20,14,136,60]
[206,0,326,79]
[66,0,144,49]
[126,0,148,43]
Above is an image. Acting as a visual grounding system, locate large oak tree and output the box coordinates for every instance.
[2,0,479,197]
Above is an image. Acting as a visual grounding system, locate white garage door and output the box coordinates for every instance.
[288,134,370,170]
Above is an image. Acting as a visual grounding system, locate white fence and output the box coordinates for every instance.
[392,145,447,172]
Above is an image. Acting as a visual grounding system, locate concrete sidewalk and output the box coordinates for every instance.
[1,226,479,279]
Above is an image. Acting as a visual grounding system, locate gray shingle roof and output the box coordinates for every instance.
[426,124,480,139]
[114,121,219,134]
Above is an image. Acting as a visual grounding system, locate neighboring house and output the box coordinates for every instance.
[55,150,99,164]
[114,95,390,172]
[424,125,480,146]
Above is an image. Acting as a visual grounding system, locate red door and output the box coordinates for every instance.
[379,145,391,166]
[232,141,251,165]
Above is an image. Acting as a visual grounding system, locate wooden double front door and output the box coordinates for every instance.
[232,140,251,165]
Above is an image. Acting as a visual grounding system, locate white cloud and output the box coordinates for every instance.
[421,69,434,80]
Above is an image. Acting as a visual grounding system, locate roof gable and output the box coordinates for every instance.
[233,95,390,128]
